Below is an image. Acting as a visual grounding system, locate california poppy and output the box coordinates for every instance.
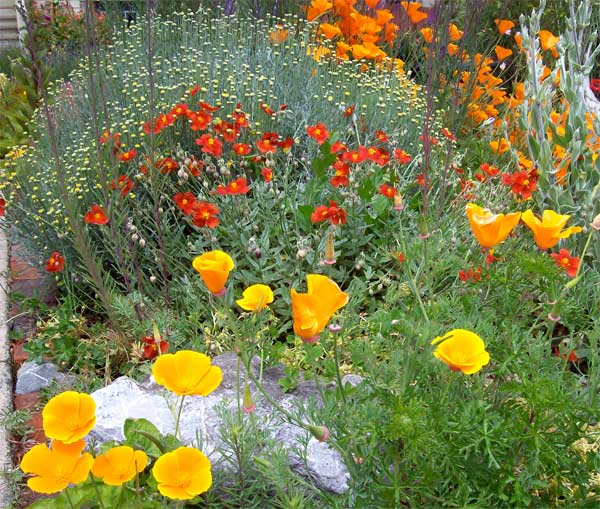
[465,203,521,249]
[42,391,96,444]
[153,350,222,397]
[192,250,234,295]
[20,439,93,494]
[432,329,490,374]
[290,274,348,343]
[521,209,582,250]
[152,447,212,500]
[92,446,148,486]
[236,284,274,312]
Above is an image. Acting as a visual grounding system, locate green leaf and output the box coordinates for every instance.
[123,418,163,457]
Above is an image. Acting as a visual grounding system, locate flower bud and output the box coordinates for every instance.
[324,231,336,265]
[393,193,404,212]
[139,238,146,248]
[592,213,600,231]
[243,382,256,414]
[308,425,330,442]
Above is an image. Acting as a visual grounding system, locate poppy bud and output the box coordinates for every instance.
[324,231,336,265]
[308,425,330,442]
[393,193,404,212]
[243,382,256,414]
[592,213,600,231]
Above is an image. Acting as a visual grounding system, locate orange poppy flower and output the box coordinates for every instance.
[192,250,234,295]
[521,209,582,250]
[319,23,342,39]
[269,26,289,45]
[465,203,521,249]
[84,204,109,225]
[153,350,222,397]
[152,447,212,500]
[400,1,428,24]
[191,201,219,229]
[495,19,515,35]
[20,439,93,494]
[290,274,349,343]
[494,45,512,60]
[42,391,96,444]
[432,329,490,375]
[92,446,148,486]
[539,30,559,53]
[307,0,332,21]
[236,284,274,312]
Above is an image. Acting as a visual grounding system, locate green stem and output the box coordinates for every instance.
[135,469,142,509]
[398,217,430,322]
[91,476,107,509]
[236,354,242,422]
[174,395,186,439]
[332,333,347,404]
[64,489,76,509]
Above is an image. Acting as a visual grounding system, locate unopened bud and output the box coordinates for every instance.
[150,275,157,283]
[139,238,146,248]
[592,213,600,231]
[324,231,336,265]
[308,425,330,442]
[394,193,404,212]
[243,382,256,414]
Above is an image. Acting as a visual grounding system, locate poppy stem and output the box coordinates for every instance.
[174,395,186,439]
[332,333,347,405]
[64,489,76,509]
[91,476,107,509]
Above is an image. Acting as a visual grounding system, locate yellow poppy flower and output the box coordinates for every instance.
[307,0,332,21]
[42,391,96,444]
[318,23,342,39]
[91,446,148,486]
[236,284,274,312]
[192,250,234,295]
[20,439,93,494]
[465,203,521,249]
[521,209,582,250]
[152,447,212,500]
[152,350,222,397]
[432,329,490,375]
[290,274,348,343]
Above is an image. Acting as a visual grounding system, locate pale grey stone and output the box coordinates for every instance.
[15,361,72,395]
[90,354,350,493]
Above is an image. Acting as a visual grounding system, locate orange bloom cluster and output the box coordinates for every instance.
[45,251,65,273]
[173,192,220,229]
[311,200,347,225]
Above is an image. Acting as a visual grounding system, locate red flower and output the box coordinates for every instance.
[143,120,163,135]
[110,175,135,197]
[330,141,347,153]
[552,345,578,363]
[156,113,176,129]
[199,101,219,112]
[189,85,200,96]
[261,167,273,182]
[196,134,223,157]
[188,110,212,131]
[550,249,579,277]
[330,160,350,187]
[45,252,65,273]
[118,149,137,162]
[590,78,600,93]
[306,123,330,144]
[260,102,275,116]
[84,204,109,225]
[156,157,180,174]
[217,178,250,195]
[142,335,169,360]
[378,183,396,198]
[480,163,499,177]
[311,201,347,226]
[191,201,219,228]
[394,148,412,164]
[485,250,501,264]
[441,128,456,142]
[214,120,239,142]
[396,252,406,262]
[501,169,538,200]
[343,105,355,117]
[255,135,278,154]
[170,103,189,117]
[374,130,389,143]
[0,198,5,217]
[342,149,366,164]
[232,143,252,156]
[174,192,197,215]
[416,174,426,187]
[419,134,439,146]
[278,137,294,152]
[458,267,482,282]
